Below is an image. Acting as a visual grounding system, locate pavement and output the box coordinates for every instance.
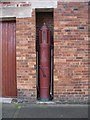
[1,102,89,119]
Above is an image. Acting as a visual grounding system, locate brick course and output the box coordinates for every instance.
[16,10,36,100]
[15,2,89,103]
[54,2,88,103]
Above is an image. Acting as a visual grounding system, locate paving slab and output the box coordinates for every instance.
[2,103,89,118]
[2,104,17,118]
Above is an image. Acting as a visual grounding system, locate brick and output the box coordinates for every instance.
[10,2,89,103]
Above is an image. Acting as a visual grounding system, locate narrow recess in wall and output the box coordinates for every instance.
[35,8,54,101]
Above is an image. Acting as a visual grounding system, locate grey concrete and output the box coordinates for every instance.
[0,0,58,18]
[0,0,89,18]
[2,103,89,118]
[0,6,32,18]
[2,104,17,118]
[0,103,2,120]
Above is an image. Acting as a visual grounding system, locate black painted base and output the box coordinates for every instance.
[38,98,50,102]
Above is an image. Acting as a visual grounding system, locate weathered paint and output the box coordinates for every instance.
[0,0,89,18]
[0,2,32,18]
[2,20,17,97]
[0,17,2,98]
[0,0,58,18]
[39,24,51,100]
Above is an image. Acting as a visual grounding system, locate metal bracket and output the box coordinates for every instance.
[39,65,46,77]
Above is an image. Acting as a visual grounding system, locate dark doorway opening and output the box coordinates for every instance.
[35,9,54,101]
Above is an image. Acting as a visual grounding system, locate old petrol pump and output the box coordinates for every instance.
[36,23,53,101]
[39,23,50,101]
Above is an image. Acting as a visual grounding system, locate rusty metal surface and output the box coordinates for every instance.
[39,24,51,100]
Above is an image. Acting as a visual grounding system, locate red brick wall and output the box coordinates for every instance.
[16,2,88,103]
[54,2,88,103]
[16,10,36,100]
